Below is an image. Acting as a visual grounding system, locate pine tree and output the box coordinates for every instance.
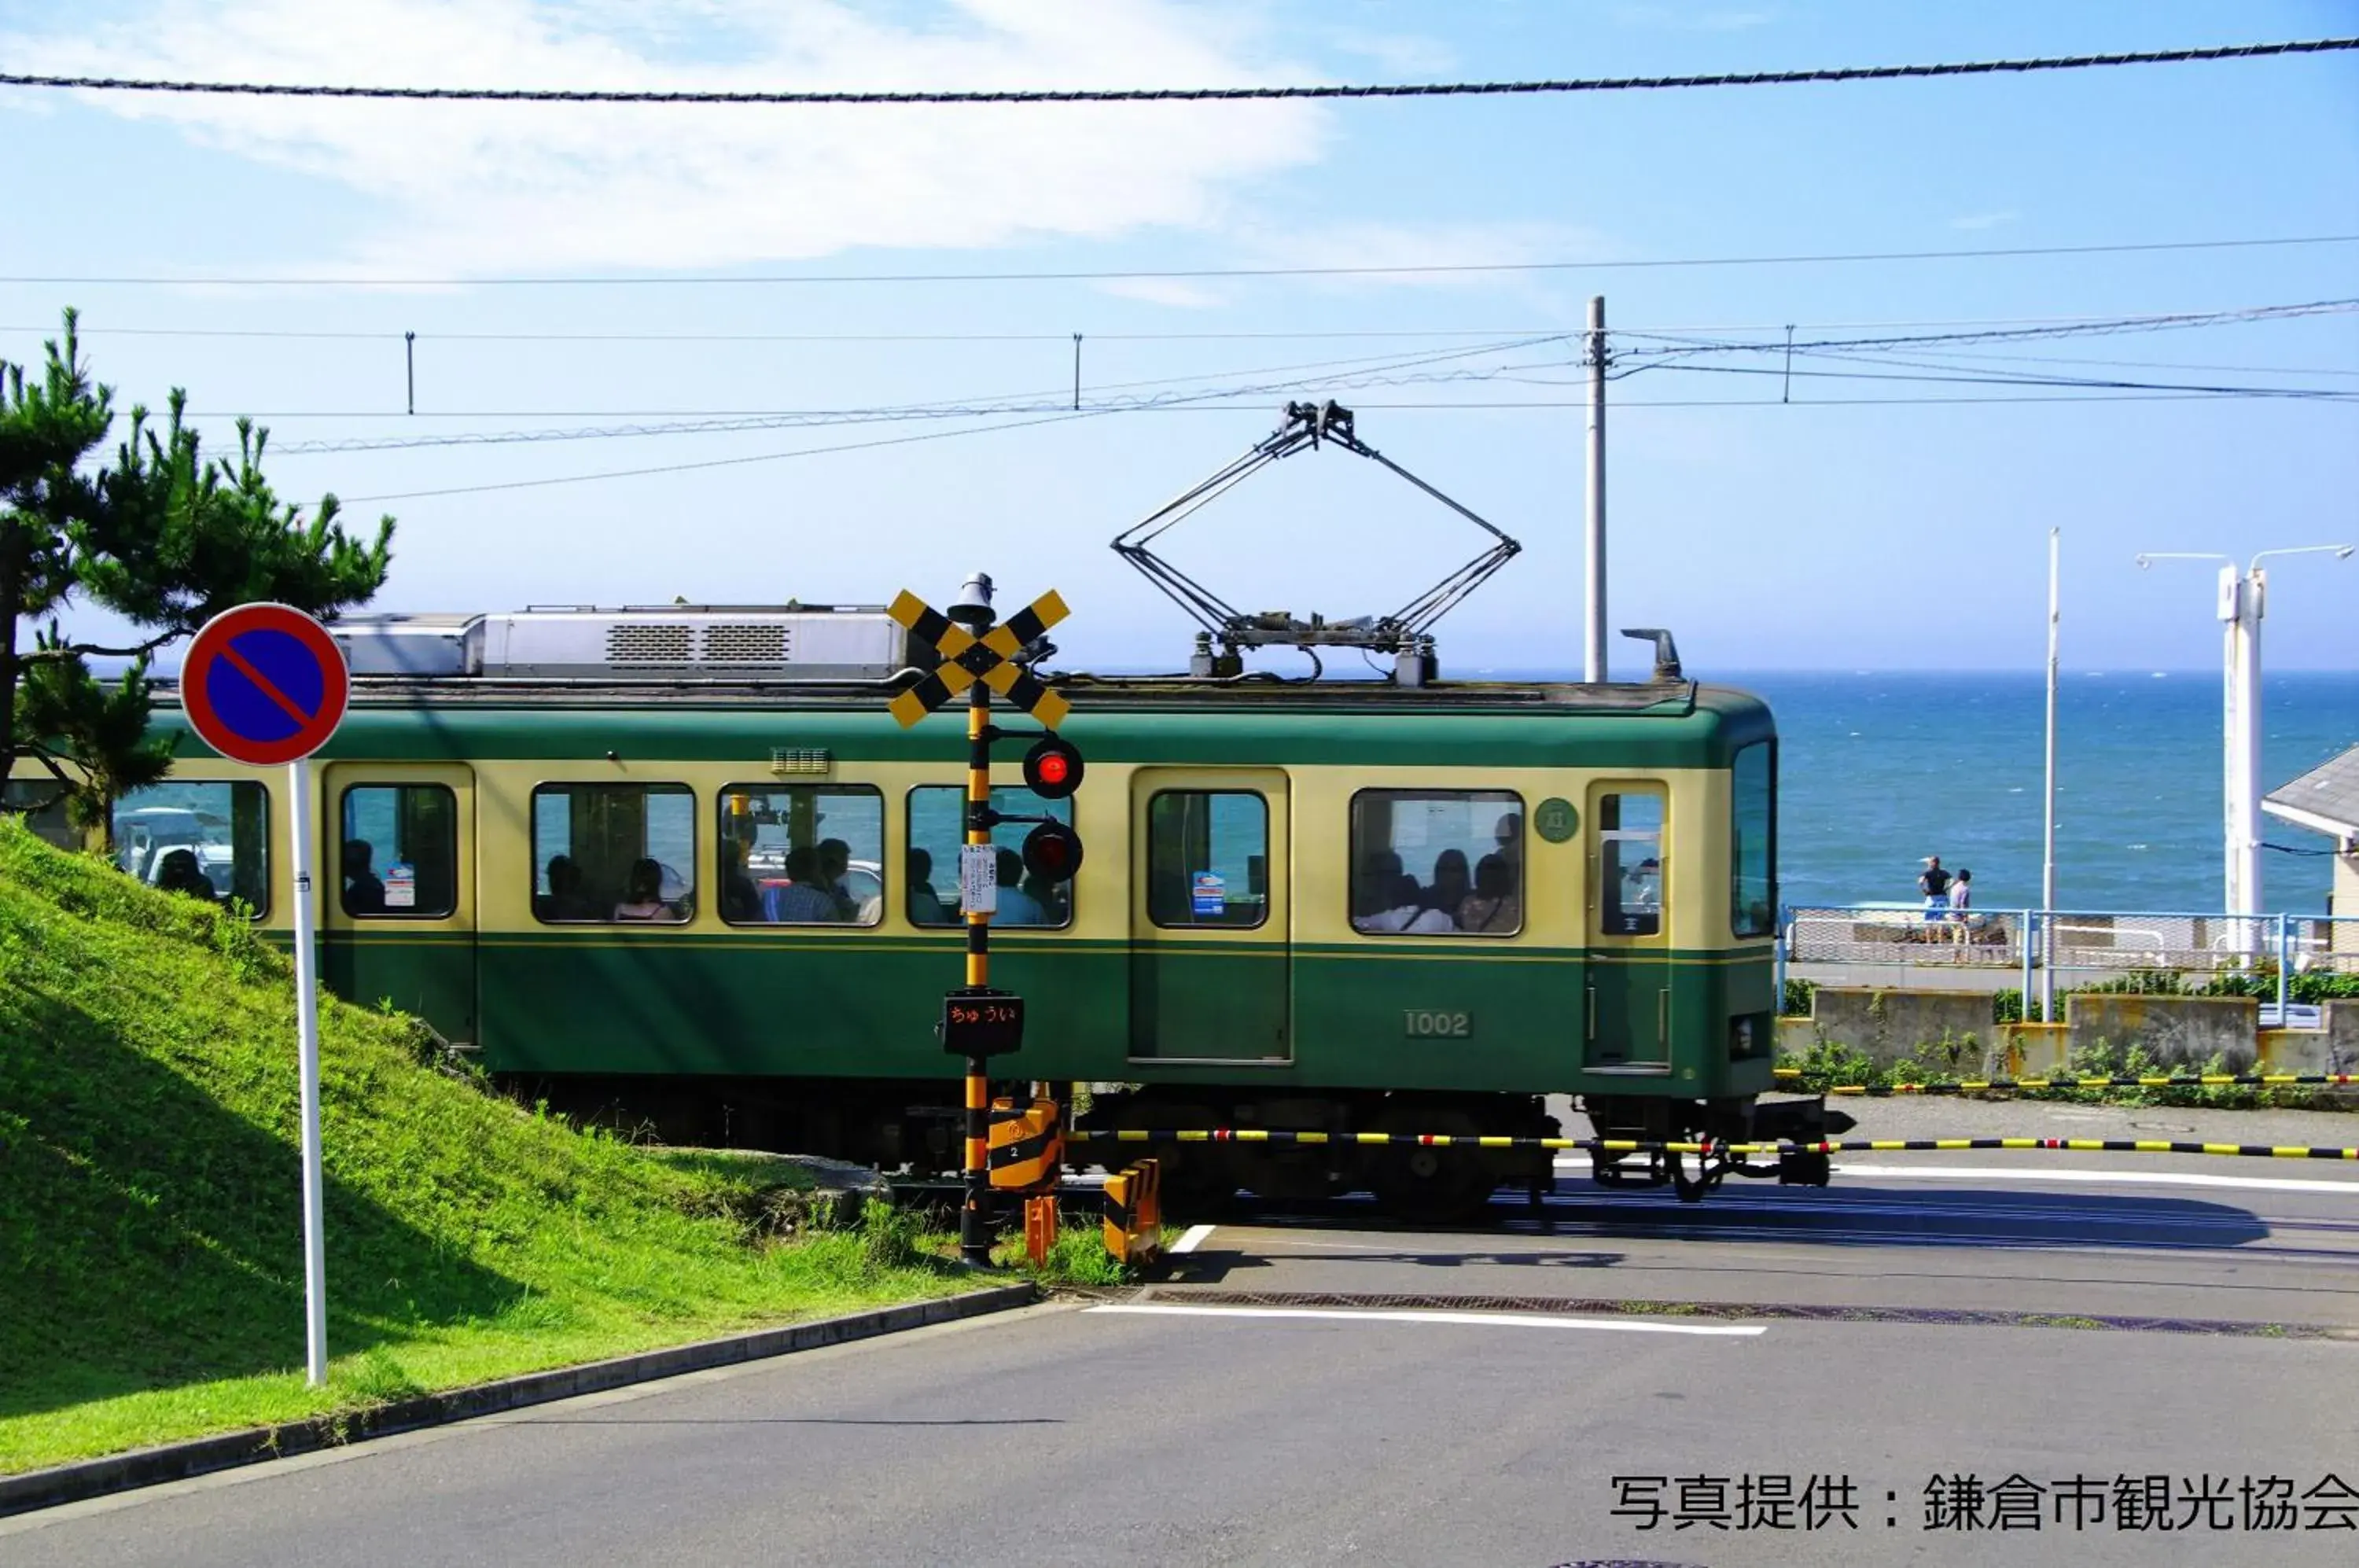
[0,310,394,842]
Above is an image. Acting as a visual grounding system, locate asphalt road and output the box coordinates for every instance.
[9,1113,2359,1568]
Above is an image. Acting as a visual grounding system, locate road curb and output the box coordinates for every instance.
[0,1283,1036,1520]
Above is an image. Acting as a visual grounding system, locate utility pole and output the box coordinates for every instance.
[1584,295,1607,683]
[2137,543,2353,948]
[2041,528,2059,1021]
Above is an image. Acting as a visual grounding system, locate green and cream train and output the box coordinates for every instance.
[9,601,1834,1213]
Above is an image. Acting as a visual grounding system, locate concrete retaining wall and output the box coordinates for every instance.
[1997,1023,2068,1077]
[1784,991,2353,1077]
[2063,993,2258,1073]
[1796,986,1996,1068]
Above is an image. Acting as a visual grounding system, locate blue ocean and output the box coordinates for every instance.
[1721,670,2353,915]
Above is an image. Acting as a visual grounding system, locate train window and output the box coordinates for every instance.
[3,778,78,851]
[717,785,883,926]
[337,785,458,918]
[111,780,271,918]
[1349,790,1524,937]
[1597,789,1665,938]
[531,783,695,924]
[907,786,1073,929]
[1731,742,1775,937]
[1148,791,1268,929]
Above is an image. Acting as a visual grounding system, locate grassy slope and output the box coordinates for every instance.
[0,818,967,1474]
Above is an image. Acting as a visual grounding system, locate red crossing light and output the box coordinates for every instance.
[1022,734,1084,800]
[1021,819,1085,885]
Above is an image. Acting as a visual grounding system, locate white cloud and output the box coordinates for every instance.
[3,0,1330,275]
[1948,210,2021,232]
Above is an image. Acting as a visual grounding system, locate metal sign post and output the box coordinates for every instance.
[180,603,351,1386]
[285,750,329,1385]
[886,579,1075,1267]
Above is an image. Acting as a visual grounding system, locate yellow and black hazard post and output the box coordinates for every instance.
[1102,1158,1163,1266]
[988,1097,1064,1191]
[989,1096,1064,1267]
[889,575,1080,1267]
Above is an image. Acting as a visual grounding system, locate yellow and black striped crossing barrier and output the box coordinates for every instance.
[1102,1159,1163,1264]
[1065,1128,2359,1162]
[1769,1069,2357,1096]
[987,1097,1062,1192]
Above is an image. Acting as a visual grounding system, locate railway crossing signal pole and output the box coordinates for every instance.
[887,576,1079,1267]
[959,613,993,1265]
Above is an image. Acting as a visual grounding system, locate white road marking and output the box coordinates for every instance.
[1827,1163,2359,1196]
[1084,1304,1764,1336]
[1170,1224,1217,1254]
[1550,1156,2359,1196]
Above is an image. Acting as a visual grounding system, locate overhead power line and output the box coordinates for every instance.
[10,301,2353,344]
[338,382,2351,504]
[5,37,2354,104]
[6,234,2353,290]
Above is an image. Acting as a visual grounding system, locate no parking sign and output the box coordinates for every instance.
[182,603,349,1388]
[182,602,349,766]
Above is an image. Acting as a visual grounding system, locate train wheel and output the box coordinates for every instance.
[1367,1110,1494,1224]
[1668,1145,1727,1204]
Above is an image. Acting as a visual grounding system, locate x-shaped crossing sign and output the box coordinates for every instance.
[886,588,1071,730]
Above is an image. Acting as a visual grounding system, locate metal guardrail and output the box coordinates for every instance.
[1777,904,2359,1017]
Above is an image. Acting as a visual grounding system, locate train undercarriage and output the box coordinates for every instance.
[507,1074,1849,1222]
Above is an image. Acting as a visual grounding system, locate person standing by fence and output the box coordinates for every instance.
[1949,867,1974,954]
[1918,855,1952,937]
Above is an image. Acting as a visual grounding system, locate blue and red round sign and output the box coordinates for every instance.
[182,603,350,767]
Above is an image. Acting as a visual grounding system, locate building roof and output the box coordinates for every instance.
[2263,744,2359,842]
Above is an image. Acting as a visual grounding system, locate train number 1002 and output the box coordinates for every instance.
[1403,1010,1472,1038]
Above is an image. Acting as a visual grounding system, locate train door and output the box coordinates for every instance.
[320,763,477,1048]
[1128,768,1290,1062]
[1584,782,1670,1073]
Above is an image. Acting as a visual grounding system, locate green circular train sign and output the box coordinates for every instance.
[1533,797,1578,844]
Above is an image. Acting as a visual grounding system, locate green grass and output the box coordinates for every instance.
[0,817,971,1475]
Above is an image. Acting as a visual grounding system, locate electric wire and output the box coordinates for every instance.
[7,234,2353,289]
[12,302,2355,343]
[270,334,1573,452]
[5,37,2352,103]
[236,304,2351,451]
[340,407,1108,504]
[328,376,2359,502]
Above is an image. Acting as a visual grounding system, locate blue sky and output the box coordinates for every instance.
[2,0,2353,675]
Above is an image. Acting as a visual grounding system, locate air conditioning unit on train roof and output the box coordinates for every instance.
[327,613,477,676]
[329,605,917,680]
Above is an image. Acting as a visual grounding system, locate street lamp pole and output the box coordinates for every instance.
[2137,544,2353,946]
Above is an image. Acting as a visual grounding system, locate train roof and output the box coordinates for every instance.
[149,672,1772,769]
[144,605,1772,766]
